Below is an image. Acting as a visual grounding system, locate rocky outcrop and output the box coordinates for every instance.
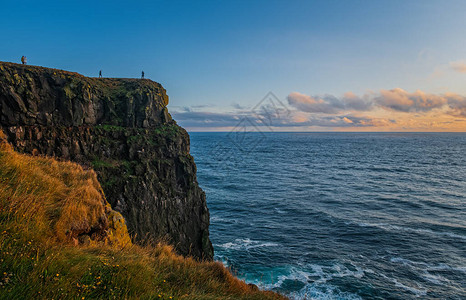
[0,62,213,260]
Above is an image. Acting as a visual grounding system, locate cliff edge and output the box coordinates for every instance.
[0,61,213,260]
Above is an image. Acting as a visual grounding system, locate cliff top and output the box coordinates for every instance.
[0,61,171,127]
[0,61,162,86]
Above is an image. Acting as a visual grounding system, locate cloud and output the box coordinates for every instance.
[342,117,353,123]
[232,103,247,110]
[171,111,243,127]
[375,88,448,112]
[446,93,466,117]
[450,61,466,73]
[287,92,372,114]
[288,89,466,116]
[172,108,394,129]
[301,115,394,127]
[376,89,466,116]
[274,114,395,128]
[172,89,466,131]
[342,92,374,111]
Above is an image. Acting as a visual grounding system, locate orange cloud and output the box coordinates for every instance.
[285,89,466,131]
[288,89,466,117]
[173,90,466,132]
[450,61,466,73]
[376,88,448,112]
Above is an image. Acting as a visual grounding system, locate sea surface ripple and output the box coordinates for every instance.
[190,132,466,299]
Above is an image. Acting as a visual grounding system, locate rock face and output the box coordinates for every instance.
[0,62,213,260]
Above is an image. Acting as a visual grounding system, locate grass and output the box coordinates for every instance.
[153,124,179,138]
[94,125,126,132]
[91,158,115,169]
[0,130,285,299]
[0,132,111,244]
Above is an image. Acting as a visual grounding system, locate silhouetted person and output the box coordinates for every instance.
[21,56,27,65]
[99,70,102,78]
[141,71,144,79]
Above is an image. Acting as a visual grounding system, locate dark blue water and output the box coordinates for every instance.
[190,132,466,299]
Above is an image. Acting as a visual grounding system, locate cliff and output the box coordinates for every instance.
[0,61,213,260]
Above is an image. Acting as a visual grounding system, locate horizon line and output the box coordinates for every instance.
[186,131,466,133]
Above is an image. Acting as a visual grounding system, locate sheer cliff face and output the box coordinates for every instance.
[0,62,213,260]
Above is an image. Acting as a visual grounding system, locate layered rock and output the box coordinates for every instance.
[0,62,213,260]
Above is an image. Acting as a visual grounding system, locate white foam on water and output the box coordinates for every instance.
[303,263,363,283]
[421,272,450,285]
[390,257,413,265]
[215,238,279,251]
[290,284,362,300]
[210,216,226,222]
[387,256,464,289]
[392,279,427,297]
[248,263,366,300]
[379,273,427,297]
[426,263,466,274]
[274,207,286,214]
[390,256,466,275]
[357,222,466,241]
[210,215,239,223]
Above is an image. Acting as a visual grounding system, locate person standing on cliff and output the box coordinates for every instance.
[21,56,27,65]
[99,70,102,78]
[141,71,144,79]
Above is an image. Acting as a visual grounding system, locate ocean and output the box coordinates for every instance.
[190,132,466,300]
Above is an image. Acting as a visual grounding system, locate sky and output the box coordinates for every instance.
[2,0,466,131]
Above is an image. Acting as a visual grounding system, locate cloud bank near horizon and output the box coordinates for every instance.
[171,88,466,131]
[287,89,466,117]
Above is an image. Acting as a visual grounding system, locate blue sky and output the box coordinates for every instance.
[2,0,466,131]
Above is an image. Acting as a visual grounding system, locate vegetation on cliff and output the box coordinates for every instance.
[0,131,284,299]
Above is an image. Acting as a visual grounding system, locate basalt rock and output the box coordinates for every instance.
[0,62,213,260]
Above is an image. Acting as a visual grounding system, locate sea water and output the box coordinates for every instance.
[190,132,466,299]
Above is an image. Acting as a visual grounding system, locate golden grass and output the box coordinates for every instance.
[0,130,108,243]
[0,130,286,299]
